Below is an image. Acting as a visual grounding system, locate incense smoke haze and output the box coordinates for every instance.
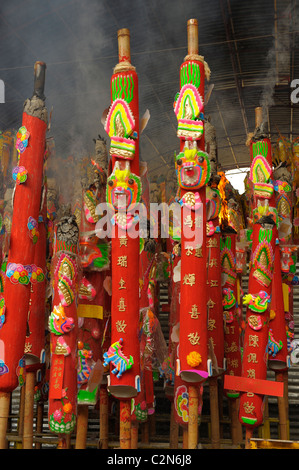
[260,4,293,122]
[0,0,296,198]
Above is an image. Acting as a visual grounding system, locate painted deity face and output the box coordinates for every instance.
[106,161,141,211]
[175,147,210,190]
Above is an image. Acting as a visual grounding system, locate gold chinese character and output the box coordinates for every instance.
[207,299,216,309]
[249,335,259,348]
[118,297,127,312]
[209,258,218,268]
[195,246,203,257]
[116,320,127,333]
[119,277,126,289]
[183,273,196,286]
[185,246,194,256]
[184,215,193,228]
[189,304,200,319]
[247,369,256,379]
[243,401,255,415]
[119,237,128,247]
[207,318,216,331]
[188,332,200,345]
[117,255,128,267]
[210,280,218,287]
[195,216,202,228]
[207,238,218,248]
[230,341,238,353]
[247,353,258,363]
[231,359,239,369]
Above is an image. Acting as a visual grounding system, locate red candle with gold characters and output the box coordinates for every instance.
[174,20,212,384]
[103,29,141,400]
[206,184,225,376]
[235,108,279,431]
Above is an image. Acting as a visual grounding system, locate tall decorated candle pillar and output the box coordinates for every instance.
[0,62,48,449]
[206,174,224,449]
[220,212,243,443]
[74,139,110,449]
[224,108,283,446]
[103,28,141,449]
[174,19,211,448]
[48,210,80,447]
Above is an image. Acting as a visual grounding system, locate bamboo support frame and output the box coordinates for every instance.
[23,371,36,449]
[188,385,198,449]
[209,376,220,448]
[119,400,131,449]
[75,405,89,449]
[0,392,10,449]
[99,386,109,449]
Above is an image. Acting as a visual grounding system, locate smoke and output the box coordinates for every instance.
[260,3,293,121]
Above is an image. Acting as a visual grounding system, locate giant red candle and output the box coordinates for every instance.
[0,62,48,393]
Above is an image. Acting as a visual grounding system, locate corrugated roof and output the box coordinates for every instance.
[0,0,298,185]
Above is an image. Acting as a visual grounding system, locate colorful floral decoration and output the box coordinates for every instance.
[12,165,28,184]
[84,188,100,224]
[186,351,202,367]
[251,229,274,287]
[175,384,189,423]
[79,276,96,301]
[48,304,75,336]
[104,98,137,160]
[27,216,39,244]
[247,315,263,331]
[54,254,78,307]
[174,83,204,141]
[54,336,71,356]
[16,356,26,387]
[49,389,76,435]
[131,399,148,422]
[0,295,5,329]
[0,360,8,376]
[220,237,237,286]
[15,126,30,155]
[6,262,44,285]
[103,338,134,379]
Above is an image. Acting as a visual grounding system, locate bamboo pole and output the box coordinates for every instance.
[75,405,89,449]
[245,428,253,449]
[229,397,242,445]
[0,392,10,448]
[99,385,109,449]
[188,385,198,449]
[169,401,179,449]
[17,385,25,447]
[275,371,288,440]
[209,376,220,448]
[35,401,43,449]
[183,427,188,449]
[23,371,36,448]
[119,400,131,449]
[131,420,139,449]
